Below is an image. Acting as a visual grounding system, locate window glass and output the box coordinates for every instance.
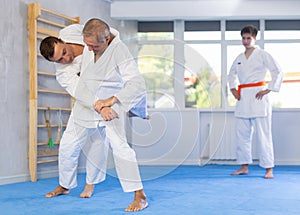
[137,32,174,41]
[264,30,300,40]
[225,20,260,40]
[137,44,174,108]
[265,43,300,108]
[225,31,261,40]
[184,31,221,40]
[184,44,221,108]
[227,45,245,107]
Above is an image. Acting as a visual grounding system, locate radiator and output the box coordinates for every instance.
[209,122,236,160]
[201,121,259,162]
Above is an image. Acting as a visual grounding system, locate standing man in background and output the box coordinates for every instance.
[228,25,283,179]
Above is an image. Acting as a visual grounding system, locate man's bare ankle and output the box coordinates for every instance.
[135,190,146,199]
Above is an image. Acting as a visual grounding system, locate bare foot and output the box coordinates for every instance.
[45,185,69,198]
[231,165,249,176]
[125,190,148,212]
[80,184,94,198]
[264,168,274,179]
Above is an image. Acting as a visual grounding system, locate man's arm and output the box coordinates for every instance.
[230,88,240,100]
[93,96,118,112]
[99,106,119,121]
[112,43,147,112]
[92,42,146,115]
[55,61,96,110]
[55,63,80,98]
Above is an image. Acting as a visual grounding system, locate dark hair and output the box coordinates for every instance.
[39,36,63,61]
[240,25,258,37]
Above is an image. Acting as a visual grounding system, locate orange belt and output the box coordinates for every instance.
[238,81,265,96]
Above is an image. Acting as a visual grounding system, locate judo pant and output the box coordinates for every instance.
[59,110,143,192]
[235,114,274,169]
[59,113,108,188]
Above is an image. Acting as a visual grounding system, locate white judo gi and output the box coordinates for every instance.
[54,24,108,187]
[59,28,146,192]
[228,46,283,168]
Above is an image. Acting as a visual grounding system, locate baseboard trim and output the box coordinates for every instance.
[0,167,86,185]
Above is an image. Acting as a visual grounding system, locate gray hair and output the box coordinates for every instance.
[83,18,110,42]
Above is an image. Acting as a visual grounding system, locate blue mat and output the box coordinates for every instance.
[1,165,300,215]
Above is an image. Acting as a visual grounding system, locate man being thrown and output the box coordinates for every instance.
[40,24,108,198]
[42,19,148,212]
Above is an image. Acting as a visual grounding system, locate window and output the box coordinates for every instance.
[265,20,300,39]
[135,19,300,109]
[184,44,221,108]
[184,21,221,41]
[137,21,174,41]
[137,22,174,108]
[184,21,222,108]
[264,20,300,108]
[137,44,174,108]
[225,20,260,40]
[265,43,300,108]
[226,45,245,107]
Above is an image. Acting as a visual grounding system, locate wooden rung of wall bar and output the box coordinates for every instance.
[41,7,80,23]
[38,89,68,95]
[37,26,59,37]
[38,141,60,146]
[38,106,72,111]
[37,124,67,128]
[37,35,45,40]
[37,17,67,29]
[38,153,59,158]
[38,71,56,76]
[38,148,58,157]
[37,159,58,164]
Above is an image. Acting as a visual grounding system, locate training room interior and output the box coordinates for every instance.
[1,0,300,214]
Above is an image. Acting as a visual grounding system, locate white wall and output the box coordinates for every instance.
[129,110,201,165]
[131,110,300,166]
[0,0,33,185]
[272,110,300,165]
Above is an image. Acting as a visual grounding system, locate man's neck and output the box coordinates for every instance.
[68,43,84,58]
[245,46,255,59]
[94,53,100,62]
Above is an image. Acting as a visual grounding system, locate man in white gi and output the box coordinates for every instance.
[228,25,283,179]
[74,18,148,212]
[40,24,108,198]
